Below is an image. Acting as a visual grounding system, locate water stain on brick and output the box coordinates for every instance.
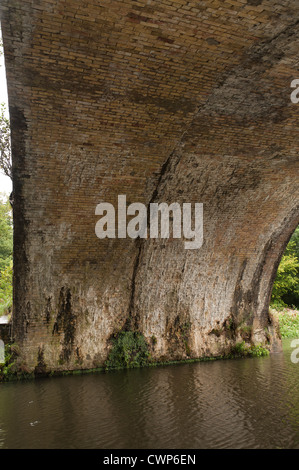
[34,346,48,377]
[157,36,174,45]
[247,0,263,5]
[129,90,196,115]
[206,38,220,45]
[52,288,76,362]
[166,316,192,359]
[45,298,51,325]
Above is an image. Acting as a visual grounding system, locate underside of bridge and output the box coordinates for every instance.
[1,0,298,373]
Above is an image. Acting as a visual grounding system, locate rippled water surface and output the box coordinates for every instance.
[0,339,299,449]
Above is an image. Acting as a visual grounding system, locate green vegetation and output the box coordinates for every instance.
[0,40,12,179]
[270,226,299,338]
[0,343,30,381]
[180,321,191,356]
[0,195,12,271]
[238,322,253,340]
[105,331,151,370]
[230,341,269,358]
[151,335,157,345]
[0,103,11,179]
[271,227,299,309]
[270,307,299,339]
[0,40,13,318]
[0,194,13,317]
[0,343,15,380]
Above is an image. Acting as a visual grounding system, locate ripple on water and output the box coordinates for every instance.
[0,339,299,449]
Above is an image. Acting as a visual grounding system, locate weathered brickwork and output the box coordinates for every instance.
[0,0,298,371]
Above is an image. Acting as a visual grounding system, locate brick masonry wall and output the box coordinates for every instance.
[0,0,298,372]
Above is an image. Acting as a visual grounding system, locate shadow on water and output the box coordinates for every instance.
[0,339,299,449]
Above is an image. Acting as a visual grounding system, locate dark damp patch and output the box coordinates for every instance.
[128,90,196,115]
[247,0,263,5]
[52,287,76,363]
[166,316,192,359]
[230,258,255,328]
[9,106,29,342]
[206,37,220,45]
[157,36,174,44]
[45,297,51,324]
[34,346,48,377]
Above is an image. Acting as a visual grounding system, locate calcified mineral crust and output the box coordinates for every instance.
[0,0,298,373]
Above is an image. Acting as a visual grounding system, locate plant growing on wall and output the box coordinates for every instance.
[105,331,150,370]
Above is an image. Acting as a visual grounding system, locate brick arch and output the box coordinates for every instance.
[0,0,298,371]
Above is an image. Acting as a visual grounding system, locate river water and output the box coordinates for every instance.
[0,339,299,449]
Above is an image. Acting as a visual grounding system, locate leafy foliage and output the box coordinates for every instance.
[249,344,270,357]
[0,195,13,271]
[105,331,150,370]
[0,343,15,380]
[271,307,299,339]
[0,40,11,180]
[231,341,269,358]
[291,226,299,259]
[0,343,28,381]
[0,42,13,317]
[0,195,13,316]
[271,227,299,308]
[0,103,11,179]
[0,261,12,316]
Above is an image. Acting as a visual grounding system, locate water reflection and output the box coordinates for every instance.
[0,339,298,449]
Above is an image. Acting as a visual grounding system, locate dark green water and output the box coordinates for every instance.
[0,339,299,449]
